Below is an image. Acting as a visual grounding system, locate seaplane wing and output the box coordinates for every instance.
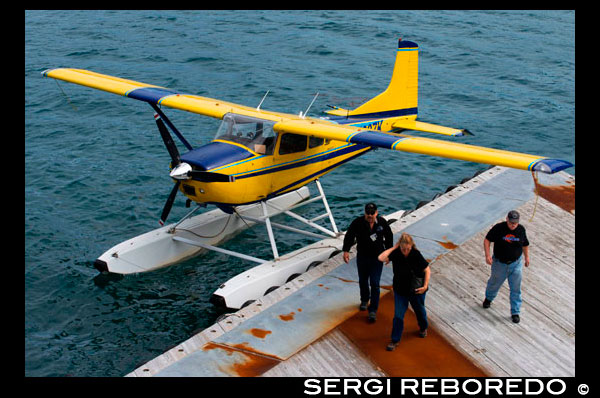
[42,68,256,119]
[44,68,571,175]
[273,119,572,174]
[43,68,571,175]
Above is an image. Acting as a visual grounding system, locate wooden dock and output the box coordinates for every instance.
[127,166,574,377]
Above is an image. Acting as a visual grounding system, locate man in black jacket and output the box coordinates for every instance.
[342,202,393,322]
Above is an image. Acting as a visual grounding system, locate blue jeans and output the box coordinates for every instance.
[356,255,384,313]
[485,255,523,315]
[391,291,428,343]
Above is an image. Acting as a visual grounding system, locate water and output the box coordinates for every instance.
[25,10,574,376]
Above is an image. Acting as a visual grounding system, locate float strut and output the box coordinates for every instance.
[262,201,279,260]
[315,179,339,234]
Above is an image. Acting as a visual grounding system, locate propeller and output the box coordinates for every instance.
[154,112,235,225]
[155,113,181,225]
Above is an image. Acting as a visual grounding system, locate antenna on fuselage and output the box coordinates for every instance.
[256,90,270,111]
[299,92,319,119]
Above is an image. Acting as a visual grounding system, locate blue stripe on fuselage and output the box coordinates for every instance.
[203,146,373,207]
[234,143,369,180]
[267,147,372,198]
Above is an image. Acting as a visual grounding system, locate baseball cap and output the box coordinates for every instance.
[365,202,377,215]
[507,210,520,223]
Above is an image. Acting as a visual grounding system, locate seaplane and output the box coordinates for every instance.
[42,38,572,310]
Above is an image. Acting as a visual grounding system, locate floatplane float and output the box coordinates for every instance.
[43,39,572,310]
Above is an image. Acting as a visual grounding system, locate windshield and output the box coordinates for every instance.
[215,113,278,155]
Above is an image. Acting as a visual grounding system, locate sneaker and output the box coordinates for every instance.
[483,298,491,309]
[419,329,427,338]
[359,302,368,311]
[367,312,377,323]
[512,314,520,323]
[386,341,399,351]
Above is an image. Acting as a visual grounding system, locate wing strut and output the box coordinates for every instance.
[150,103,193,151]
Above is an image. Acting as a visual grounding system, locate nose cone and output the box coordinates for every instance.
[169,162,192,180]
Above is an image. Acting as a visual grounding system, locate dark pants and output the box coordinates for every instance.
[356,255,384,313]
[391,291,428,343]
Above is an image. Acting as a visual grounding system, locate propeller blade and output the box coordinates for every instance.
[159,181,181,225]
[189,170,236,183]
[155,113,180,166]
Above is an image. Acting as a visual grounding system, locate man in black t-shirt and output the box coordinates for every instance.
[343,202,393,323]
[483,210,530,323]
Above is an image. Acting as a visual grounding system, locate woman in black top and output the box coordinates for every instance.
[378,232,430,351]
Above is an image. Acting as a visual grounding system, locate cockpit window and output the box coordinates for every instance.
[215,113,278,155]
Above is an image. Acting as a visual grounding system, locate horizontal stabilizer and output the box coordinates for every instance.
[324,107,351,117]
[392,119,472,137]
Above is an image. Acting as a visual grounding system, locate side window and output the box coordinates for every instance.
[253,122,278,155]
[279,133,307,155]
[309,136,324,148]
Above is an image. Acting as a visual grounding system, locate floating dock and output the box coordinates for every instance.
[126,166,574,377]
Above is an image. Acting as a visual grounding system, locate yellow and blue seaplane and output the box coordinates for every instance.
[43,39,572,309]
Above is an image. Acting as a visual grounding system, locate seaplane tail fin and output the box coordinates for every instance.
[327,39,419,119]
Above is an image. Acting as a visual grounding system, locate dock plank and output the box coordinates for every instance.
[262,328,385,377]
